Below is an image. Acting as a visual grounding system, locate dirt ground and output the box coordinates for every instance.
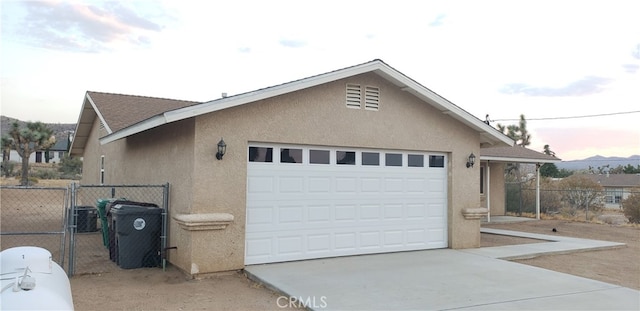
[482,219,640,290]
[3,179,638,309]
[66,219,640,310]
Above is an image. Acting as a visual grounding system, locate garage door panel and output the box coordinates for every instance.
[248,176,275,193]
[308,177,331,192]
[246,144,448,265]
[308,205,331,223]
[279,177,305,193]
[359,204,382,220]
[335,205,357,222]
[278,236,304,255]
[307,234,331,253]
[278,206,304,224]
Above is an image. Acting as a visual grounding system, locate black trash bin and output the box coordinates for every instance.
[74,206,98,233]
[111,204,162,269]
[106,200,156,263]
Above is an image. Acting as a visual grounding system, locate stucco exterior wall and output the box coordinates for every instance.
[80,72,489,276]
[185,72,482,274]
[80,117,197,272]
[480,161,507,217]
[489,162,506,216]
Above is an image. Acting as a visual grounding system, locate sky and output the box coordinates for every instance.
[1,0,639,161]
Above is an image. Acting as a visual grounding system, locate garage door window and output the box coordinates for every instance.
[280,148,302,163]
[385,153,402,166]
[408,154,424,167]
[310,149,330,164]
[249,147,273,162]
[362,152,380,166]
[429,155,445,167]
[337,151,355,165]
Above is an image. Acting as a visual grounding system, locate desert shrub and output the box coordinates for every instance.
[622,193,640,224]
[1,161,16,177]
[32,168,60,180]
[58,155,82,179]
[558,175,605,212]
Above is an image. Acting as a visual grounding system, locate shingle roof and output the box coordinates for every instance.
[94,59,514,147]
[480,146,561,163]
[87,91,200,133]
[580,174,640,188]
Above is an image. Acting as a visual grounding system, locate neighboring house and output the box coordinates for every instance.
[581,173,640,209]
[2,135,71,164]
[70,59,518,277]
[479,146,561,220]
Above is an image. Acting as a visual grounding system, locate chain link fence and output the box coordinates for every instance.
[69,184,169,276]
[506,182,638,221]
[1,183,169,276]
[0,186,70,270]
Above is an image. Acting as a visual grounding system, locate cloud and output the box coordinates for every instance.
[279,39,306,48]
[500,76,612,97]
[429,14,446,27]
[622,64,639,73]
[632,44,640,60]
[15,0,165,52]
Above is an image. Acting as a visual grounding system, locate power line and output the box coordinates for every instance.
[491,110,640,122]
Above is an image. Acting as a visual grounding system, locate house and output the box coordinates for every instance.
[70,59,519,277]
[581,173,640,208]
[2,133,71,164]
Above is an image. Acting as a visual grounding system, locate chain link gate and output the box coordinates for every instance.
[68,183,169,276]
[0,186,70,270]
[1,183,169,277]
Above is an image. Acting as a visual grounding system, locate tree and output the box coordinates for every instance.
[540,144,560,177]
[6,121,55,185]
[540,163,559,177]
[497,114,531,147]
[623,164,640,174]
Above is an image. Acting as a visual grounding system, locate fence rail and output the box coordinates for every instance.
[0,183,169,276]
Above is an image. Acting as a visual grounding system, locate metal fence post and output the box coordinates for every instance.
[68,182,77,276]
[585,191,589,222]
[162,182,170,271]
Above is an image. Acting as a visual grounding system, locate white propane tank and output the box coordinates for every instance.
[0,246,74,310]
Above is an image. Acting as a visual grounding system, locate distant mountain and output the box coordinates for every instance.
[557,155,640,171]
[1,116,76,141]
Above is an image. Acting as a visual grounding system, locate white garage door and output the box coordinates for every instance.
[245,144,448,265]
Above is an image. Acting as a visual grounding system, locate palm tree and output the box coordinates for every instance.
[7,121,55,185]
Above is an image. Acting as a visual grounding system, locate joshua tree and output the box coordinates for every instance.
[6,121,55,185]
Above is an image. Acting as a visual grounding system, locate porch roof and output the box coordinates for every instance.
[480,146,561,164]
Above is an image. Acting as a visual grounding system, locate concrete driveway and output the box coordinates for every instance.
[245,231,639,310]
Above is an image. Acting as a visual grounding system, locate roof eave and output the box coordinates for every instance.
[94,60,515,147]
[480,155,562,164]
[99,114,168,145]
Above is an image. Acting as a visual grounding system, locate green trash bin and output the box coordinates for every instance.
[96,198,126,248]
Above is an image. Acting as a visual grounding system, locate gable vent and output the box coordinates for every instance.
[346,84,361,109]
[364,86,380,111]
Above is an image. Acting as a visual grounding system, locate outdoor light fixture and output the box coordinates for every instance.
[216,138,226,160]
[466,153,476,168]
